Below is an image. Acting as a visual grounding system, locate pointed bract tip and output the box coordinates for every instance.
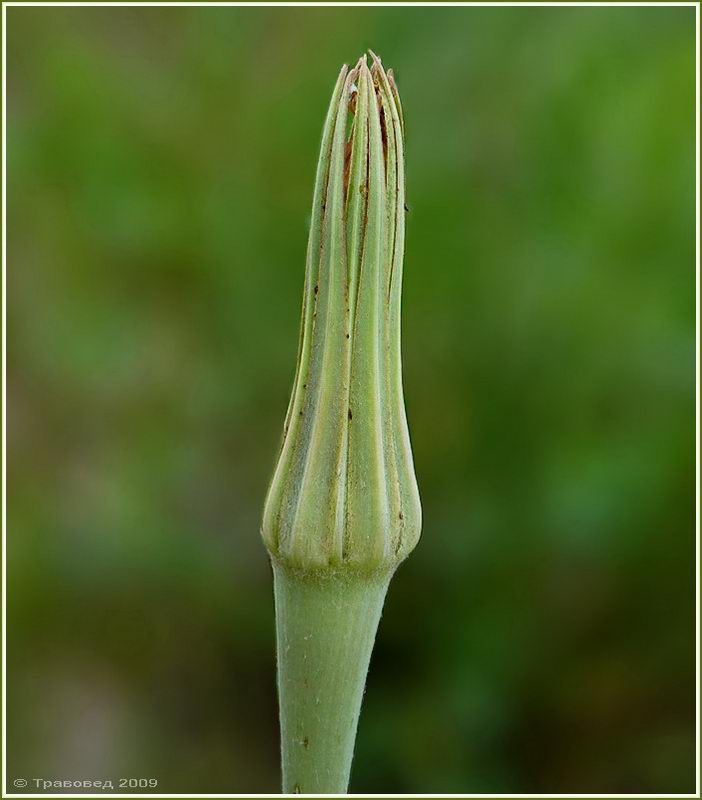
[368,50,388,85]
[359,57,373,80]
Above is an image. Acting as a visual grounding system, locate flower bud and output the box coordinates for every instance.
[262,53,421,575]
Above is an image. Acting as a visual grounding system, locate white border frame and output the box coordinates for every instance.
[1,2,699,798]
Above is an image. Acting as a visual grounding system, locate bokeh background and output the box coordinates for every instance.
[6,4,697,794]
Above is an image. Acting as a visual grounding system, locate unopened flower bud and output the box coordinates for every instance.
[262,53,421,576]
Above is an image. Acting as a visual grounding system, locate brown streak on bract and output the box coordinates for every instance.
[378,103,388,176]
[343,135,353,199]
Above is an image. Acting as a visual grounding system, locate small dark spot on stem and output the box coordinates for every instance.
[314,284,318,295]
[404,203,410,212]
[303,737,309,749]
[302,384,307,389]
[348,409,353,421]
[399,511,404,520]
[345,333,350,339]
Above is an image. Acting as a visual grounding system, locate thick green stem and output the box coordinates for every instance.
[273,562,392,794]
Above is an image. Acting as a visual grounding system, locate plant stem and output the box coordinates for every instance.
[273,562,392,794]
[262,53,420,793]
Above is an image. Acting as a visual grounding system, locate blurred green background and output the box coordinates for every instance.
[6,4,696,794]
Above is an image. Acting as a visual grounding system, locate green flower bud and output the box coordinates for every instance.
[262,53,421,576]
